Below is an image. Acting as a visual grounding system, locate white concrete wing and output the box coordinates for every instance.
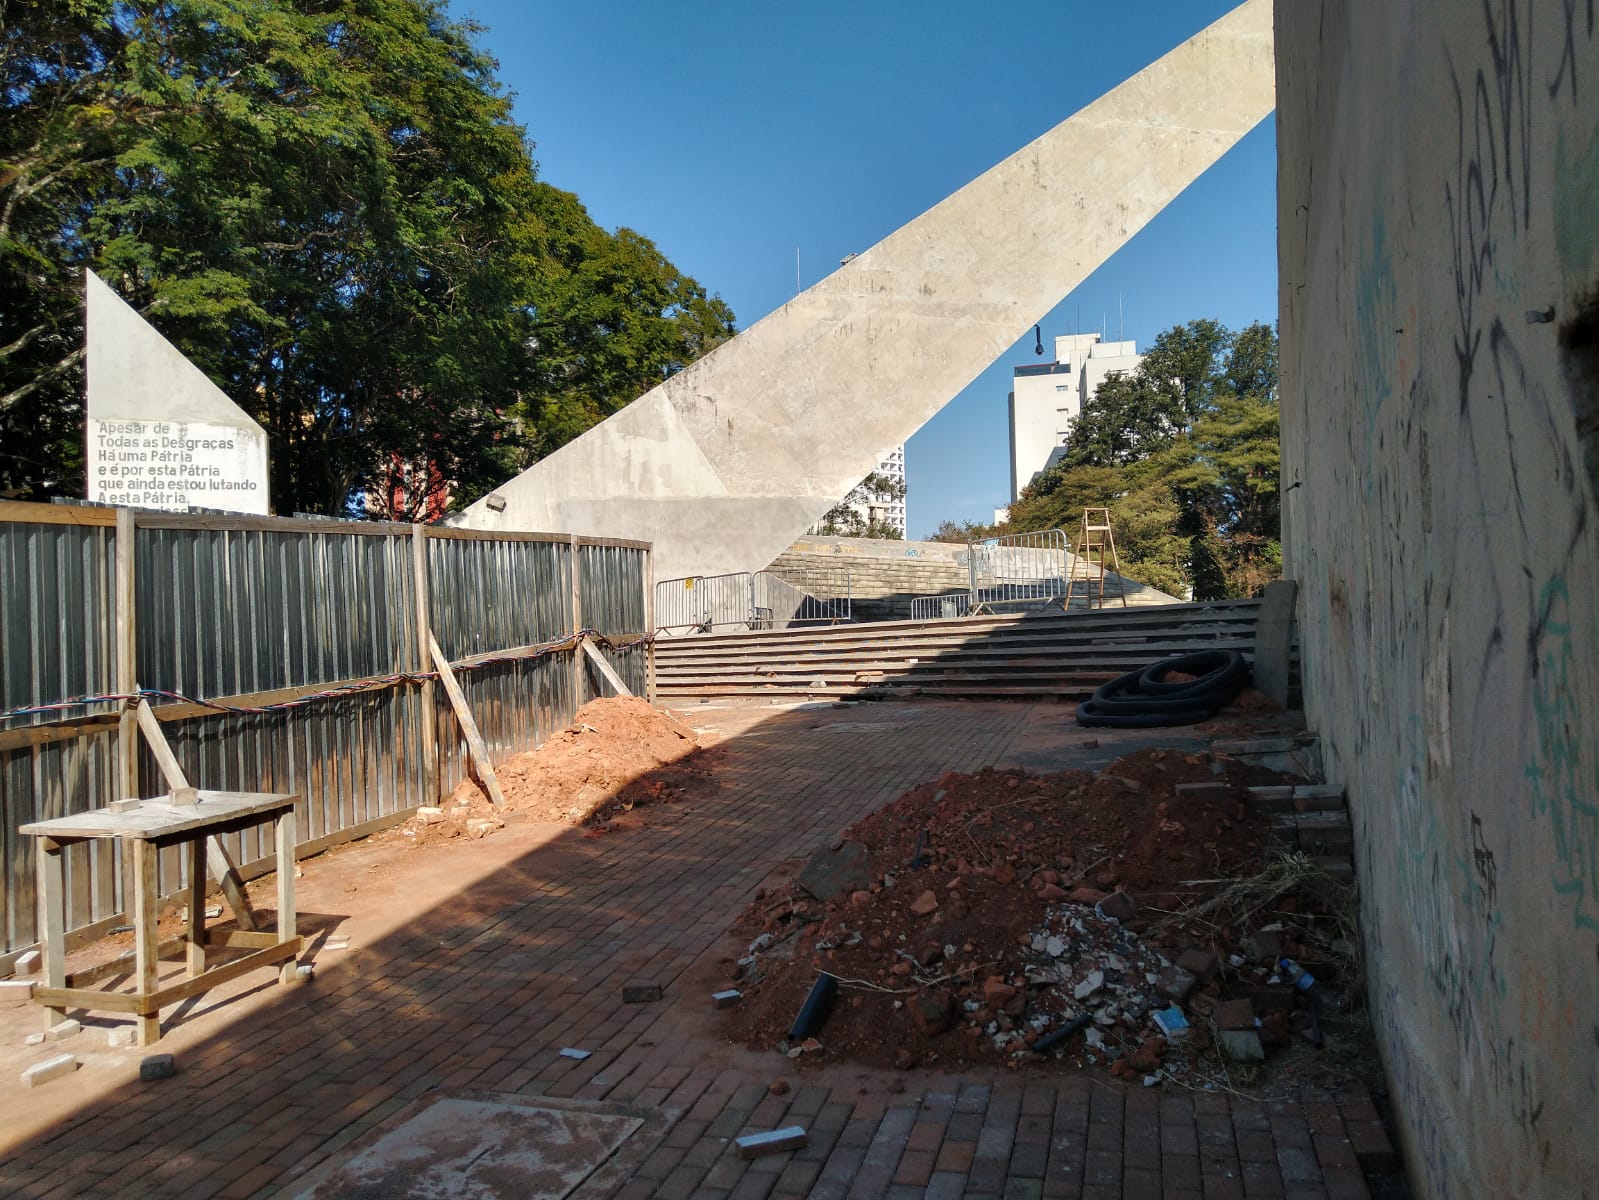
[454,0,1274,579]
[85,270,270,514]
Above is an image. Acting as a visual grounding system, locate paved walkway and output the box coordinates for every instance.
[0,700,1401,1199]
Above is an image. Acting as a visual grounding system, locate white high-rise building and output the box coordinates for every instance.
[811,444,907,537]
[1008,332,1142,500]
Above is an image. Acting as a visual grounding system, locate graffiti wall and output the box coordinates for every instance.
[1277,3,1599,1195]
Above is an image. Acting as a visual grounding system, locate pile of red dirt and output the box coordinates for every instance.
[444,696,715,828]
[716,748,1308,1075]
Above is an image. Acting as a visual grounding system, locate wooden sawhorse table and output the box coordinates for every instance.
[21,791,303,1045]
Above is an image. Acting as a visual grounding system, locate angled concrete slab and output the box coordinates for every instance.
[84,270,270,514]
[453,1,1274,579]
[280,1091,658,1200]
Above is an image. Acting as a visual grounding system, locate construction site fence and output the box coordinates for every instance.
[967,528,1071,612]
[908,592,977,621]
[654,568,850,636]
[0,501,652,965]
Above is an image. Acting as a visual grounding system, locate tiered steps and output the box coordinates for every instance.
[655,599,1269,701]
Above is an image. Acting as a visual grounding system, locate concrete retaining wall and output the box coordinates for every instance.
[766,537,969,620]
[1277,4,1599,1194]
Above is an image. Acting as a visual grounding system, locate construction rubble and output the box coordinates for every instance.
[718,748,1362,1087]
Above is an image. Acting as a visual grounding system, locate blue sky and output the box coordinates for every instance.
[451,1,1278,537]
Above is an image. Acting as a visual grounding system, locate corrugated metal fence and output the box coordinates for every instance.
[0,503,652,965]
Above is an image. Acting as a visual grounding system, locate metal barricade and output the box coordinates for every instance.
[909,592,975,620]
[752,569,851,627]
[967,528,1071,613]
[653,572,754,636]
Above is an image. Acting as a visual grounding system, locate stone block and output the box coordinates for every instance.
[1218,1029,1265,1062]
[736,1126,808,1159]
[797,841,871,902]
[22,1054,78,1088]
[139,1053,177,1081]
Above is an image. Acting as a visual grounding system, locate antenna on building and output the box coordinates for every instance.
[1119,293,1124,341]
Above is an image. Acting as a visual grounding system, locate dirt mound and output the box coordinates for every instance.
[453,696,713,826]
[389,697,715,846]
[716,749,1304,1075]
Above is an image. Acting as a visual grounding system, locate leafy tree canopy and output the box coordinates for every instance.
[0,0,733,517]
[927,319,1281,600]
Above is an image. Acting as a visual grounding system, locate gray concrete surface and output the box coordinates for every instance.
[451,2,1274,581]
[1277,5,1599,1195]
[85,270,270,514]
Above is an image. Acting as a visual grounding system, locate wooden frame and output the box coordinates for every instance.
[21,791,303,1046]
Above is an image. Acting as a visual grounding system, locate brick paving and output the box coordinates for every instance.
[0,700,1400,1199]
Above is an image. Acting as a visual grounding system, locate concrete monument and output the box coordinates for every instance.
[450,0,1274,580]
[84,270,270,514]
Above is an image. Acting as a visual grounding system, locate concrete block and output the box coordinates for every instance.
[712,989,742,1009]
[1218,1029,1266,1062]
[139,1053,177,1081]
[0,980,36,1000]
[24,1032,45,1046]
[1175,950,1219,981]
[107,1027,136,1048]
[14,950,40,974]
[559,1047,591,1060]
[416,807,446,825]
[622,984,662,1004]
[735,1126,808,1159]
[106,798,142,813]
[1154,966,1197,1003]
[22,1054,79,1088]
[44,1019,80,1042]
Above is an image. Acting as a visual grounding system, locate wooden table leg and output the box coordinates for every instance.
[185,837,206,979]
[275,808,298,984]
[132,838,161,1045]
[35,836,68,1031]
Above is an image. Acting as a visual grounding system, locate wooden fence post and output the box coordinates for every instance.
[644,546,656,702]
[412,526,438,804]
[570,534,584,712]
[115,507,137,802]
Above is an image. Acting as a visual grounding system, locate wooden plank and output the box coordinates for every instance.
[412,525,439,805]
[33,986,146,1014]
[423,526,652,550]
[645,547,657,703]
[0,501,119,527]
[185,837,205,978]
[133,700,198,804]
[21,791,295,840]
[427,634,507,808]
[582,639,634,697]
[35,838,68,1030]
[207,836,260,933]
[65,936,186,989]
[203,930,280,950]
[275,807,297,984]
[131,839,160,1043]
[115,507,137,804]
[0,717,119,756]
[149,939,301,1009]
[569,535,584,708]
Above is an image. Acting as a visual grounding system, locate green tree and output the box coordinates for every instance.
[1,0,733,515]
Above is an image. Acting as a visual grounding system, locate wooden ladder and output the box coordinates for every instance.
[1069,508,1128,609]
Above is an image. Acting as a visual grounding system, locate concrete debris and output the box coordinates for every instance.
[736,1126,807,1159]
[22,1054,78,1088]
[1218,1028,1266,1062]
[139,1053,177,1081]
[24,1032,45,1046]
[558,1047,591,1060]
[797,840,872,902]
[107,1027,136,1048]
